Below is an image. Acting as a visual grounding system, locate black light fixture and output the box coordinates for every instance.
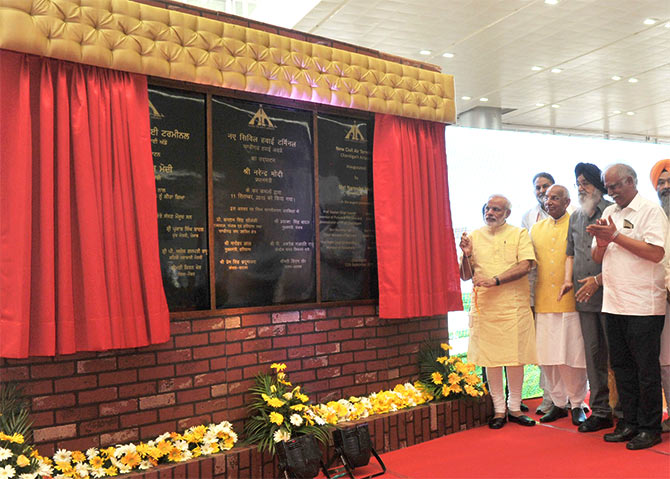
[327,424,386,479]
[276,433,328,479]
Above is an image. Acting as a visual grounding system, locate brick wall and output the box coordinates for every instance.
[0,305,448,457]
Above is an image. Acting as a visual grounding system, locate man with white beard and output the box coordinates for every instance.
[559,163,615,432]
[649,160,670,433]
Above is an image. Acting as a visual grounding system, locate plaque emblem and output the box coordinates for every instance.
[149,99,164,120]
[249,105,276,129]
[345,123,365,142]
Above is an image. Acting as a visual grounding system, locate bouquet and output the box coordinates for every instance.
[245,363,330,454]
[417,343,487,400]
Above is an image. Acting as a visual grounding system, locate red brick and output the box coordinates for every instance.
[140,393,175,410]
[210,357,227,370]
[315,319,340,331]
[258,324,287,337]
[227,353,257,368]
[225,316,242,328]
[195,397,227,415]
[176,387,210,403]
[365,338,388,349]
[171,320,192,335]
[178,414,211,432]
[80,416,119,435]
[209,330,226,343]
[57,435,99,452]
[365,317,381,327]
[341,339,366,352]
[22,379,53,395]
[192,317,226,332]
[301,332,327,345]
[120,410,158,428]
[175,359,209,376]
[1,366,29,381]
[328,329,353,341]
[340,317,365,328]
[317,366,341,379]
[367,359,388,371]
[159,404,195,421]
[242,338,272,353]
[30,362,74,378]
[419,319,439,331]
[354,349,377,361]
[241,313,271,326]
[100,399,138,416]
[329,376,354,389]
[301,309,326,320]
[228,379,255,395]
[32,393,75,411]
[193,344,226,359]
[355,372,377,384]
[378,346,399,359]
[327,352,353,365]
[290,369,315,384]
[378,325,399,336]
[56,405,98,423]
[78,386,118,404]
[158,377,193,393]
[117,353,156,369]
[287,346,314,359]
[139,365,175,381]
[227,327,257,342]
[343,363,366,375]
[286,322,313,334]
[194,371,227,387]
[76,357,117,374]
[100,428,139,447]
[258,350,287,363]
[99,369,138,386]
[272,336,301,348]
[303,379,329,393]
[54,375,97,393]
[211,384,228,397]
[119,381,157,398]
[327,306,351,317]
[140,421,177,440]
[157,349,193,364]
[353,305,376,315]
[31,411,54,428]
[316,343,340,355]
[243,364,266,378]
[302,356,328,369]
[226,342,242,355]
[271,311,300,323]
[353,327,376,339]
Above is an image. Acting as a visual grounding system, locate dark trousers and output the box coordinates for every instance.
[579,311,611,417]
[605,313,664,433]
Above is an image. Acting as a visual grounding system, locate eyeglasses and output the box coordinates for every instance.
[605,179,625,191]
[575,180,592,188]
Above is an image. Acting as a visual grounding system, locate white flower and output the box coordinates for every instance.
[0,465,16,479]
[36,462,53,477]
[200,443,215,456]
[74,463,90,478]
[273,429,291,443]
[113,443,135,458]
[314,415,326,426]
[181,449,193,461]
[289,414,303,427]
[118,464,131,475]
[53,449,72,464]
[138,460,152,470]
[0,448,12,461]
[85,448,99,460]
[18,473,37,479]
[173,440,188,451]
[283,392,293,400]
[90,468,106,479]
[154,432,171,443]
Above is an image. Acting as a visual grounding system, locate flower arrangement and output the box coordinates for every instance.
[417,343,488,401]
[312,383,432,424]
[45,421,237,478]
[245,363,330,454]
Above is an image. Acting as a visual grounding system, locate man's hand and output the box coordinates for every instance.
[459,232,473,257]
[586,216,617,246]
[473,272,496,288]
[557,281,573,301]
[575,276,598,302]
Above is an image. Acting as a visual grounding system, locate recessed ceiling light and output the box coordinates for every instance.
[479,97,489,102]
[551,68,562,73]
[643,18,658,25]
[626,111,635,116]
[442,52,454,58]
[544,0,558,4]
[665,22,670,28]
[611,75,621,81]
[612,110,621,115]
[419,50,431,56]
[628,78,639,83]
[461,96,471,100]
[551,104,560,108]
[536,103,546,107]
[531,66,543,71]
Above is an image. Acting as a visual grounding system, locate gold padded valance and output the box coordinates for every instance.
[0,0,455,123]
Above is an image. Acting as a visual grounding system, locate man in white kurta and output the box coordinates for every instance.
[460,195,537,429]
[531,185,588,426]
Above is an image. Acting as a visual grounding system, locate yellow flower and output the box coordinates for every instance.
[431,372,443,385]
[121,451,141,468]
[448,372,461,385]
[0,432,25,444]
[441,384,450,397]
[266,397,285,408]
[465,374,481,385]
[71,450,86,463]
[16,454,30,467]
[271,363,287,371]
[90,456,104,469]
[436,356,449,364]
[449,383,463,394]
[296,393,309,403]
[101,446,116,458]
[269,412,284,425]
[167,447,182,462]
[440,343,452,351]
[156,441,171,456]
[106,465,119,476]
[290,404,307,411]
[270,385,277,393]
[447,356,458,364]
[455,362,470,375]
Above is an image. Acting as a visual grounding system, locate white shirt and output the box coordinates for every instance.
[597,194,667,315]
[521,204,549,231]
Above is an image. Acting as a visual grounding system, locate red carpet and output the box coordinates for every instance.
[329,399,670,479]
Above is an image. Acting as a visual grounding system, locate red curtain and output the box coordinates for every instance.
[0,50,170,358]
[373,114,462,318]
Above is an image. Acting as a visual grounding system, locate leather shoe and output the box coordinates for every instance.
[508,413,536,426]
[571,407,586,426]
[578,414,613,433]
[520,402,529,412]
[540,405,568,423]
[604,422,637,442]
[626,431,662,450]
[488,416,506,429]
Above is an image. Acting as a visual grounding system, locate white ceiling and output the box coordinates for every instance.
[184,0,670,142]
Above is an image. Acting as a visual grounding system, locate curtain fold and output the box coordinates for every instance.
[0,50,170,358]
[373,114,462,318]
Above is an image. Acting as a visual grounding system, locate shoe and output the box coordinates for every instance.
[508,413,536,426]
[626,431,662,450]
[578,415,614,433]
[540,405,568,423]
[571,407,586,426]
[520,402,529,412]
[662,419,670,433]
[604,422,637,442]
[488,416,506,429]
[536,399,553,416]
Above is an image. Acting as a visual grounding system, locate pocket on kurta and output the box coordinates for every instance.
[503,243,517,263]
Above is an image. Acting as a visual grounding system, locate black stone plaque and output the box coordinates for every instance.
[212,98,316,308]
[149,87,209,311]
[317,114,377,301]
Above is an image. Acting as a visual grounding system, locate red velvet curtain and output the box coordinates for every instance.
[373,114,462,318]
[0,50,170,358]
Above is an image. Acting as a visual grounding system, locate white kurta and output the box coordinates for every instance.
[535,312,586,368]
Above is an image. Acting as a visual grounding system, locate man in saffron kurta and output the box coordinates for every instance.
[531,185,588,426]
[460,195,537,429]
